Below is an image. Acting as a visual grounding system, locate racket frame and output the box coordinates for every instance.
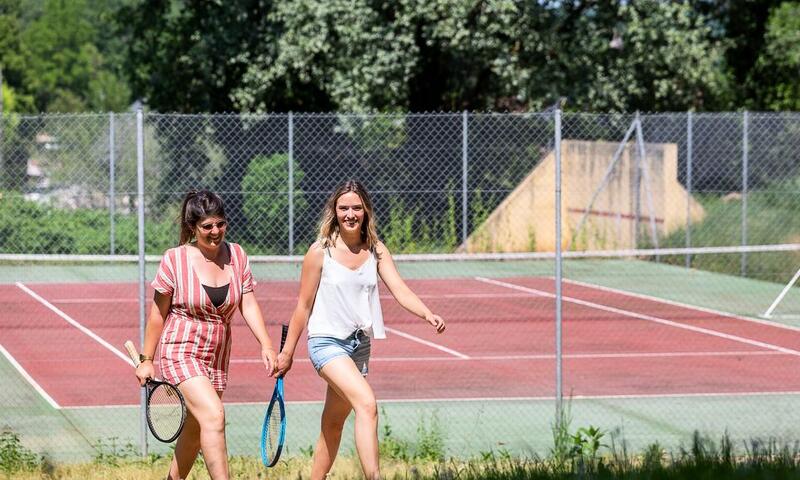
[124,340,187,443]
[144,379,187,443]
[261,324,289,467]
[261,376,286,467]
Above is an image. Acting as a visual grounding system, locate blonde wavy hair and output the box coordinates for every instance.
[317,180,380,250]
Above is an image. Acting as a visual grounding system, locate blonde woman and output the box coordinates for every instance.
[277,180,446,480]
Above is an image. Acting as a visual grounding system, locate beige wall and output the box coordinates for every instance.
[462,140,705,252]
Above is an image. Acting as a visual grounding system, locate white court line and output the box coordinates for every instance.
[229,349,780,363]
[37,294,462,361]
[373,389,800,403]
[65,388,800,410]
[563,277,800,333]
[0,342,61,409]
[476,277,800,357]
[49,298,141,304]
[16,282,134,366]
[47,292,532,304]
[384,327,470,359]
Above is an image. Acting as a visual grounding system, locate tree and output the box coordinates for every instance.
[691,0,782,108]
[118,0,327,113]
[233,0,524,112]
[117,2,319,229]
[751,2,800,110]
[21,0,130,111]
[233,1,733,113]
[0,0,34,111]
[514,1,730,112]
[241,153,307,254]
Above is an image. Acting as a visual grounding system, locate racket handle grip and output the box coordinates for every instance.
[279,324,289,351]
[123,340,140,366]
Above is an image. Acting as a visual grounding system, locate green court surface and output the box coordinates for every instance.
[3,256,800,462]
[7,386,800,462]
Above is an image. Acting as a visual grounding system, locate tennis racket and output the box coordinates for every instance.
[124,340,187,443]
[261,324,289,467]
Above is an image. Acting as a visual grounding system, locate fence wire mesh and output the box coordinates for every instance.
[2,111,800,463]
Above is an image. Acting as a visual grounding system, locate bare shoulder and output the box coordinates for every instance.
[304,242,325,263]
[374,241,392,261]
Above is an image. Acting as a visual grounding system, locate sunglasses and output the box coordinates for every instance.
[197,220,227,232]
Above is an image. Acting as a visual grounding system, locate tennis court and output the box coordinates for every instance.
[3,251,800,461]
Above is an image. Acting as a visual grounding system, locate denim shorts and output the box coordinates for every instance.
[307,330,371,376]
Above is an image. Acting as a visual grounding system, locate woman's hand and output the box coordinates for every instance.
[426,313,446,333]
[262,347,277,377]
[276,351,294,378]
[135,361,155,386]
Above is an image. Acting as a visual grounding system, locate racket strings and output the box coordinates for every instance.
[147,384,185,441]
[262,402,284,463]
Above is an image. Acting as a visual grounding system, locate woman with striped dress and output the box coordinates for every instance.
[277,180,446,480]
[134,190,277,480]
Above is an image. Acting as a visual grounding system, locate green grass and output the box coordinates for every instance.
[5,428,800,479]
[657,191,800,283]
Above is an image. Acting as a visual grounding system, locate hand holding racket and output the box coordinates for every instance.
[124,340,187,443]
[261,324,289,467]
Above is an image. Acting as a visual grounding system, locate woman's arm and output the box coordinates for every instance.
[240,292,277,376]
[376,242,445,333]
[276,244,324,376]
[135,291,171,385]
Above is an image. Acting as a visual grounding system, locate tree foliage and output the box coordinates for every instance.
[1,0,130,112]
[117,0,323,113]
[231,0,728,113]
[1,0,799,114]
[751,2,800,110]
[241,153,307,254]
[520,1,730,112]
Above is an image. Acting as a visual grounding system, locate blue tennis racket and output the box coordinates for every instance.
[261,324,288,467]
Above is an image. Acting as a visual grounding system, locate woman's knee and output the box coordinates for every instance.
[197,406,226,432]
[353,397,377,419]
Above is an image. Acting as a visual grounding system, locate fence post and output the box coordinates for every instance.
[288,112,294,255]
[554,109,563,427]
[742,111,749,276]
[0,66,4,189]
[685,111,693,268]
[136,107,148,456]
[109,112,116,255]
[635,113,659,256]
[632,112,642,248]
[461,111,468,245]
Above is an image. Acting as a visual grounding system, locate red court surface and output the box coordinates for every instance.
[3,276,800,408]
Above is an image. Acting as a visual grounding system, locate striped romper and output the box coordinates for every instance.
[151,242,255,391]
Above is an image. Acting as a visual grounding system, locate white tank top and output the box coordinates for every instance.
[307,248,386,340]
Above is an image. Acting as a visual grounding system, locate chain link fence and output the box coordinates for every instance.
[2,111,800,463]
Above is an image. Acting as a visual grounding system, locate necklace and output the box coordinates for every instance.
[195,245,221,263]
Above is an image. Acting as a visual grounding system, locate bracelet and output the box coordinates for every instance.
[139,353,154,362]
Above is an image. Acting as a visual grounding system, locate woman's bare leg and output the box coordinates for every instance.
[310,384,353,480]
[314,357,380,480]
[170,376,228,480]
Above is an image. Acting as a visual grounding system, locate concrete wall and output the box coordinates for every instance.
[462,140,705,252]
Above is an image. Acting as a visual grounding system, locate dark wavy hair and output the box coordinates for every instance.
[178,190,226,245]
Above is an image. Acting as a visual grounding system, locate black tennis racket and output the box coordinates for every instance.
[261,324,288,467]
[124,340,187,443]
